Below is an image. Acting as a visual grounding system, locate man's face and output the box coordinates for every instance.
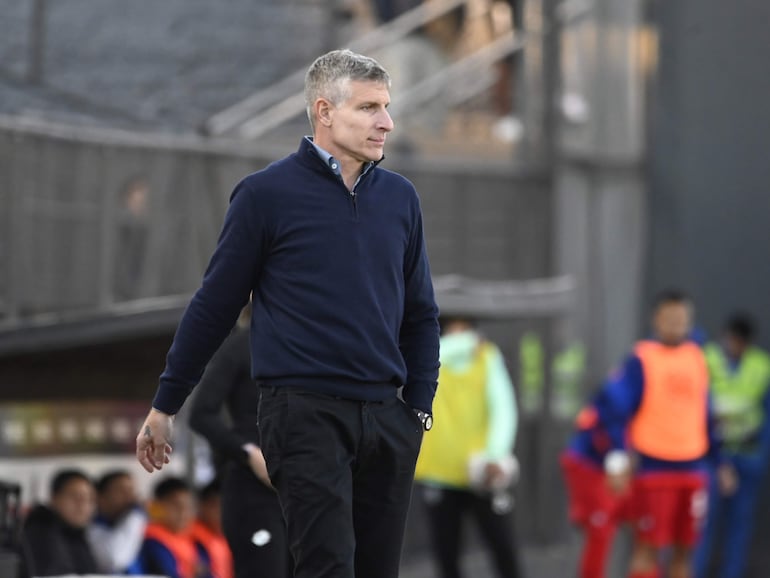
[443,320,474,336]
[723,332,747,360]
[51,478,96,529]
[652,302,692,346]
[324,80,394,164]
[99,475,137,520]
[198,495,222,534]
[158,490,195,534]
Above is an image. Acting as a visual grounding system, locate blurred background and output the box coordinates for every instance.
[1,0,769,576]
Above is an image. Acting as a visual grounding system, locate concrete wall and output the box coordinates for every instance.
[647,0,770,347]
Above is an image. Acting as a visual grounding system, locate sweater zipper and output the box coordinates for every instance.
[349,187,359,220]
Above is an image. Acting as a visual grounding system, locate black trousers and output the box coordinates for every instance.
[419,484,523,578]
[221,461,292,578]
[258,387,423,578]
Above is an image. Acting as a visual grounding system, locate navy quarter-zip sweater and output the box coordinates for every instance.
[153,138,440,414]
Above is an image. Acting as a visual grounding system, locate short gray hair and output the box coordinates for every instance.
[304,49,391,130]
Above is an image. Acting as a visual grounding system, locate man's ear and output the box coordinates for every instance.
[315,98,334,127]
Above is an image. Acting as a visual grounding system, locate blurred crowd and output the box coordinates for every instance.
[17,468,230,578]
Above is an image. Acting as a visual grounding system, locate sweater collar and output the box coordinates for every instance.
[300,137,383,179]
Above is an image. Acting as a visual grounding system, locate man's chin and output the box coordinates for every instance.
[369,148,386,161]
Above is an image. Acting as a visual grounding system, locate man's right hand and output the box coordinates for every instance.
[604,450,632,494]
[136,408,174,473]
[607,469,632,495]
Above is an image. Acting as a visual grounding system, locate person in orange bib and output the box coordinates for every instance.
[139,477,209,578]
[592,290,734,578]
[190,479,233,578]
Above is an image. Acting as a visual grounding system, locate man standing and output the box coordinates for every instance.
[592,290,731,578]
[136,49,440,578]
[693,313,770,578]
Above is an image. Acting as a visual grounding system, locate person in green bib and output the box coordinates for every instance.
[694,313,770,578]
[414,315,522,578]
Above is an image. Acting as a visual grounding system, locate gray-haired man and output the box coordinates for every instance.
[136,49,440,577]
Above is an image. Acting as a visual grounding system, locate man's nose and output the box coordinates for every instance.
[378,109,394,132]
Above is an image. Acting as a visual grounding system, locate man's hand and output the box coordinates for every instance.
[136,408,174,473]
[606,469,632,495]
[717,462,739,496]
[604,450,632,495]
[482,462,507,490]
[243,443,273,488]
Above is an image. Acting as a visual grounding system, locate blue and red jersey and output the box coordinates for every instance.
[590,343,721,473]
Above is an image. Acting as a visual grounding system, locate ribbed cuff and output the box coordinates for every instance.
[402,383,435,413]
[151,383,189,416]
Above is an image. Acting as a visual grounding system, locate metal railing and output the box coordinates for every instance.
[202,0,470,137]
[0,112,552,354]
[202,0,595,142]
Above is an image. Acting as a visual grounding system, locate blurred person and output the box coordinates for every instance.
[87,469,147,574]
[189,306,291,578]
[190,479,233,578]
[560,396,631,578]
[136,48,440,578]
[693,313,770,578]
[139,476,208,578]
[590,290,732,578]
[21,468,97,576]
[114,175,151,301]
[490,0,525,143]
[414,315,522,578]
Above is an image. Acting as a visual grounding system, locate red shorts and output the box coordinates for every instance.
[560,451,630,529]
[630,471,707,547]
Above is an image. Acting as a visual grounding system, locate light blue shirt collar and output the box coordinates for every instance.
[306,136,342,177]
[304,136,375,184]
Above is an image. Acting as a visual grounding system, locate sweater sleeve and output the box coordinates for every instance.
[483,345,518,459]
[592,355,645,449]
[760,388,770,461]
[705,393,726,466]
[153,180,268,414]
[399,197,440,413]
[188,329,252,463]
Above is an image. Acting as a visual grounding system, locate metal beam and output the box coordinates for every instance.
[0,296,189,356]
[202,0,469,137]
[433,274,575,317]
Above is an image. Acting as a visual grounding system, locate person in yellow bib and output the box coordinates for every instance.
[414,316,522,578]
[693,313,770,578]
